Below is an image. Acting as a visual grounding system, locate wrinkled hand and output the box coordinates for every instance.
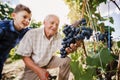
[65,40,82,54]
[38,68,49,80]
[65,43,77,53]
[75,40,82,47]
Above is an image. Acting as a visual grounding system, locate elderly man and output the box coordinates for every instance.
[16,14,79,80]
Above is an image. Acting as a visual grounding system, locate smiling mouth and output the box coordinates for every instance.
[23,23,28,26]
[51,29,57,31]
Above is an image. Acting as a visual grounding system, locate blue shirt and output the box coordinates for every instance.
[0,20,30,55]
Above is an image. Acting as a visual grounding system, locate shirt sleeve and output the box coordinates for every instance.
[16,30,33,56]
[0,28,4,39]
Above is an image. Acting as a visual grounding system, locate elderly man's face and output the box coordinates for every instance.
[44,16,59,39]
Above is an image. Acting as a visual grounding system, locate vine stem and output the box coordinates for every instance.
[80,0,88,57]
[81,40,87,57]
[98,48,104,68]
[96,69,117,78]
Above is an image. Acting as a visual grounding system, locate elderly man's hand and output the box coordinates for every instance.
[75,40,82,47]
[65,40,82,54]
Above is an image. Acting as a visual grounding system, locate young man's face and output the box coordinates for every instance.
[12,11,32,31]
[44,16,59,39]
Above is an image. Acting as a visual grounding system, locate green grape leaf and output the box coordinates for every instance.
[70,61,82,80]
[86,48,115,68]
[70,61,96,80]
[80,67,96,80]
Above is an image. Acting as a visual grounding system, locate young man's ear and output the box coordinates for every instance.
[11,13,16,19]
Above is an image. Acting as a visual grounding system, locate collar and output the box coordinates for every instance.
[10,20,20,34]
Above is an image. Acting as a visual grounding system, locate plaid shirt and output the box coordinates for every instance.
[0,20,30,54]
[16,27,62,67]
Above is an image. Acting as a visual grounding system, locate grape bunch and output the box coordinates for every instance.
[60,19,93,58]
[96,31,113,50]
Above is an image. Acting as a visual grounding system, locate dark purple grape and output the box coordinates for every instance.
[95,31,113,51]
[79,18,87,25]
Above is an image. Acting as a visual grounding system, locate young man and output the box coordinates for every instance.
[0,4,32,79]
[16,14,80,80]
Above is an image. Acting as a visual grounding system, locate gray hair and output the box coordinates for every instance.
[44,14,59,22]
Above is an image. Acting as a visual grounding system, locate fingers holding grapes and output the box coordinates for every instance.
[65,43,78,54]
[70,43,77,51]
[75,40,82,47]
[65,47,73,54]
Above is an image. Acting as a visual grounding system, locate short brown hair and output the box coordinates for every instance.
[13,4,31,14]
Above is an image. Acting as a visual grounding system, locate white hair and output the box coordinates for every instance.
[44,14,59,22]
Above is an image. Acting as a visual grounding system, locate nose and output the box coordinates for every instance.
[53,23,58,30]
[26,18,30,23]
